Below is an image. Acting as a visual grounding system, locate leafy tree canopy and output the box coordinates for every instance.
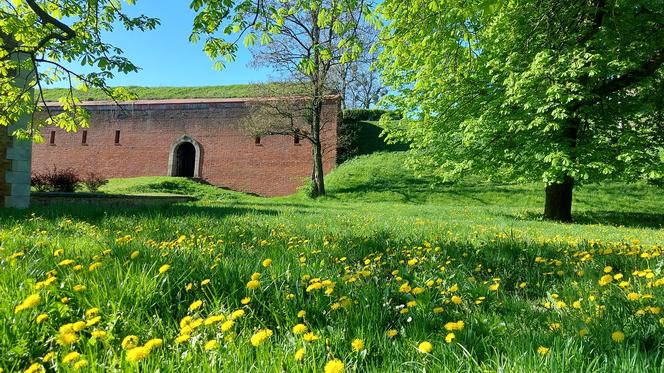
[378,0,664,190]
[1,0,158,141]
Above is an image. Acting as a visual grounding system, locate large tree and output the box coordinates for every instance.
[378,0,664,221]
[190,0,376,196]
[1,0,158,140]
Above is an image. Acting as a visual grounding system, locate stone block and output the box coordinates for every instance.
[6,170,31,184]
[6,143,32,161]
[10,160,32,173]
[5,195,30,209]
[11,182,30,197]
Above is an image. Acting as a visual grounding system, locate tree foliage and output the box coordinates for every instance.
[378,0,664,219]
[190,0,377,196]
[0,0,158,141]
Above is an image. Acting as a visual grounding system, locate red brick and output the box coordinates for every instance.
[32,97,339,196]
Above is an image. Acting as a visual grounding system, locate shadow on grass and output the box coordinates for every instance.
[507,210,664,230]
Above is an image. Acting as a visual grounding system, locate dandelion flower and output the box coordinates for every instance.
[230,309,245,320]
[24,363,43,373]
[537,346,550,356]
[57,332,78,345]
[204,339,219,350]
[295,348,305,361]
[201,279,211,286]
[445,333,455,344]
[611,331,625,343]
[189,300,203,312]
[489,283,500,291]
[91,330,107,339]
[221,320,235,332]
[73,360,88,369]
[122,335,139,350]
[351,338,364,352]
[15,294,41,313]
[126,346,150,362]
[241,297,251,305]
[86,316,101,327]
[250,328,273,347]
[145,338,163,350]
[451,295,462,305]
[72,321,87,332]
[292,324,308,335]
[579,328,589,337]
[158,264,170,274]
[130,250,139,259]
[303,332,319,342]
[42,351,55,363]
[73,284,86,292]
[262,259,272,267]
[418,341,433,353]
[62,351,80,363]
[297,310,306,318]
[387,329,398,338]
[444,320,465,331]
[627,292,641,301]
[324,359,344,373]
[36,313,48,324]
[399,283,411,293]
[247,280,261,290]
[175,334,190,344]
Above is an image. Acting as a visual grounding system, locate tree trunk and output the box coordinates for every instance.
[310,96,325,197]
[544,176,574,222]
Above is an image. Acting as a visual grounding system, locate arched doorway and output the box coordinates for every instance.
[168,135,202,178]
[175,142,196,177]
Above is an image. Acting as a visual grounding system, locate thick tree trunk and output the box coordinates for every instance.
[544,176,574,222]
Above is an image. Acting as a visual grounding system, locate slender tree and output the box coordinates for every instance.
[1,0,158,140]
[378,0,664,221]
[190,0,377,196]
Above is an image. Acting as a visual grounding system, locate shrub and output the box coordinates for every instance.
[30,174,50,192]
[32,167,82,192]
[83,173,108,192]
[46,167,81,192]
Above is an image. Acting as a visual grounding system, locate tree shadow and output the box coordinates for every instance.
[506,210,664,230]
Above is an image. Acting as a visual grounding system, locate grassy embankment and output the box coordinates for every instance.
[1,152,663,372]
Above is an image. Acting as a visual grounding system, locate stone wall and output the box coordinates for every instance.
[1,52,32,209]
[32,97,339,197]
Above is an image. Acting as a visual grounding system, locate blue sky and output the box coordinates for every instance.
[50,1,273,88]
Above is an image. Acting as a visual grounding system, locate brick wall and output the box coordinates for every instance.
[32,97,339,197]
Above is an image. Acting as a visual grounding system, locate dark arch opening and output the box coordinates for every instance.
[175,142,196,177]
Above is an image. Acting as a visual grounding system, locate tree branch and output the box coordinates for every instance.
[594,50,664,96]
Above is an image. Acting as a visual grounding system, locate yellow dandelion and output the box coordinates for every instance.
[121,335,139,350]
[42,351,55,363]
[387,329,398,338]
[88,262,102,271]
[262,259,272,267]
[175,334,191,344]
[86,316,101,327]
[158,264,171,274]
[91,330,107,339]
[57,332,78,346]
[247,280,261,290]
[36,313,48,324]
[144,338,163,351]
[292,324,308,335]
[73,359,88,369]
[126,346,150,362]
[15,293,41,313]
[62,351,80,364]
[398,283,411,293]
[579,328,589,337]
[445,332,455,344]
[626,292,641,301]
[221,320,235,332]
[537,346,550,356]
[73,284,86,292]
[489,283,500,291]
[303,332,319,342]
[444,320,465,331]
[189,300,203,312]
[24,363,43,373]
[230,309,245,320]
[451,295,462,305]
[204,339,219,350]
[297,310,306,318]
[351,338,364,352]
[250,328,273,347]
[324,359,344,373]
[241,297,251,305]
[201,279,211,286]
[295,347,305,361]
[72,321,86,332]
[418,341,433,353]
[611,331,625,343]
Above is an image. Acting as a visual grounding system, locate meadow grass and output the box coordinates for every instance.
[1,152,663,372]
[40,83,303,102]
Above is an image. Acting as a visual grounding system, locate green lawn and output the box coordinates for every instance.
[2,152,663,372]
[41,83,304,102]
